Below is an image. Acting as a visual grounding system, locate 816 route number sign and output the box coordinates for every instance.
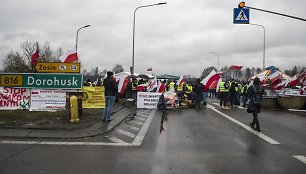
[0,74,22,86]
[35,62,80,73]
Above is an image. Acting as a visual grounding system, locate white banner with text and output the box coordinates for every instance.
[137,92,162,109]
[30,89,66,111]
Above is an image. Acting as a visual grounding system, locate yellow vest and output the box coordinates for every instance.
[186,84,192,94]
[219,82,228,92]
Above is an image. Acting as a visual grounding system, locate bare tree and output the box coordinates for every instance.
[112,64,124,74]
[2,41,63,73]
[3,51,30,73]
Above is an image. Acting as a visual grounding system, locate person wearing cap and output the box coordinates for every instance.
[103,71,118,122]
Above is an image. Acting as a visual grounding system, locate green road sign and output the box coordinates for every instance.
[0,73,83,89]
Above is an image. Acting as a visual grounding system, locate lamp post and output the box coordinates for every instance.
[131,2,167,75]
[249,23,265,70]
[209,51,220,71]
[76,25,91,54]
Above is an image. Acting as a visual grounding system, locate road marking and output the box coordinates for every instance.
[293,155,306,165]
[213,103,220,107]
[130,120,143,126]
[132,109,156,146]
[116,129,135,138]
[135,117,146,121]
[0,140,130,146]
[137,114,148,119]
[213,102,246,110]
[127,125,140,131]
[207,104,280,145]
[107,136,126,143]
[288,109,306,112]
[237,105,246,109]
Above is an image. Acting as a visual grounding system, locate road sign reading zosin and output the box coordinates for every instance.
[233,8,249,24]
[34,62,80,73]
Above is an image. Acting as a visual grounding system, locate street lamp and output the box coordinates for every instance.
[209,51,220,71]
[131,2,167,75]
[249,23,265,70]
[76,25,91,54]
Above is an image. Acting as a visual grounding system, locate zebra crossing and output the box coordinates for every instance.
[104,109,154,146]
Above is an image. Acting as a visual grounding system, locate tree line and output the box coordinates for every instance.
[1,41,304,82]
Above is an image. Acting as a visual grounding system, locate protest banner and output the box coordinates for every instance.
[82,86,105,108]
[0,87,30,110]
[137,92,162,109]
[30,89,66,111]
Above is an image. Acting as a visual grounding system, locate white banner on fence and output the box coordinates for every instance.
[137,92,162,109]
[30,89,66,112]
[0,87,31,110]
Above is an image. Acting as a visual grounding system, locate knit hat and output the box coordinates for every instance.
[107,71,113,77]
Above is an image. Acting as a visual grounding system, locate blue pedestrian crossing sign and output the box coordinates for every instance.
[233,8,249,24]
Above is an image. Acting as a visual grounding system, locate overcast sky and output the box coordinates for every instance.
[0,0,306,76]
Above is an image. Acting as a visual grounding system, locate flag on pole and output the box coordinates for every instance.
[147,77,158,92]
[229,65,243,70]
[31,45,39,65]
[59,48,78,62]
[215,78,222,93]
[176,76,185,86]
[117,75,129,94]
[201,70,221,88]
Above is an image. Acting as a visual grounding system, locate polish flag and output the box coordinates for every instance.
[117,75,129,94]
[201,70,221,88]
[176,76,185,86]
[31,47,39,65]
[276,79,289,90]
[215,78,222,93]
[60,48,78,62]
[230,65,243,70]
[268,72,281,87]
[147,77,158,92]
[288,74,299,87]
[158,81,167,93]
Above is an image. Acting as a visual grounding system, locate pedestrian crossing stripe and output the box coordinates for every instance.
[236,9,248,21]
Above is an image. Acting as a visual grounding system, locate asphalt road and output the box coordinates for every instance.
[0,100,305,174]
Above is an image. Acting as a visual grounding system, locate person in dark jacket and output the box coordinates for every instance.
[247,77,264,132]
[103,71,118,122]
[193,79,204,109]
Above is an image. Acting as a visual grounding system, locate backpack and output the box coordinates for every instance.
[252,85,262,105]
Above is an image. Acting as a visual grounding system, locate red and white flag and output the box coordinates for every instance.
[60,48,78,62]
[31,47,39,65]
[176,76,186,86]
[215,78,222,93]
[147,77,158,92]
[230,65,243,70]
[201,70,221,88]
[117,75,129,94]
[267,72,282,87]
